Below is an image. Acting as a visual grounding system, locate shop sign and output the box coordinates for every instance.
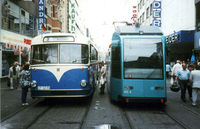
[153,1,161,9]
[153,20,161,27]
[24,39,31,45]
[153,10,161,18]
[38,0,45,34]
[1,30,31,51]
[152,1,162,27]
[132,6,137,25]
[71,3,76,33]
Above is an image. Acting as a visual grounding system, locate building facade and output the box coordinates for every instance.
[44,0,62,33]
[136,0,196,63]
[0,0,37,78]
[136,0,154,26]
[163,0,195,62]
[194,0,200,64]
[67,0,86,37]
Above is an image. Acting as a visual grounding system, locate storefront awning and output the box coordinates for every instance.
[166,30,194,44]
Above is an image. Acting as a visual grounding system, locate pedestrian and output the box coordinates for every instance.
[19,63,31,106]
[8,61,20,89]
[175,62,191,102]
[187,64,194,101]
[190,65,200,106]
[166,63,171,78]
[16,62,21,89]
[186,59,191,68]
[171,60,182,81]
[98,61,106,94]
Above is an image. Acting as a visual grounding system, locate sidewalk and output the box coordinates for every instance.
[0,78,38,121]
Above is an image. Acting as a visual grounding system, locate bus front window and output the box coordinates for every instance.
[60,44,89,64]
[124,38,163,79]
[31,44,58,64]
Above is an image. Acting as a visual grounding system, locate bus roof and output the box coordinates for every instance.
[32,33,89,45]
[115,26,163,35]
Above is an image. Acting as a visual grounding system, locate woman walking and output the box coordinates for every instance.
[19,63,31,106]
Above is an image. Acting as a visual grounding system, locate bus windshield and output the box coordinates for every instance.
[124,38,163,79]
[60,44,88,64]
[31,44,58,64]
[31,44,88,64]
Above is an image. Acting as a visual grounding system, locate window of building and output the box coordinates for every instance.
[143,0,145,6]
[45,7,47,15]
[142,12,145,22]
[21,10,25,16]
[146,7,149,19]
[48,26,51,30]
[150,4,153,16]
[138,3,140,12]
[53,5,55,17]
[196,2,200,31]
[1,1,36,37]
[2,1,20,33]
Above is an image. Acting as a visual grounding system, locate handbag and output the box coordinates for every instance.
[170,82,180,92]
[100,76,105,85]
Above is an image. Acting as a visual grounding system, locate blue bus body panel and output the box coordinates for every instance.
[122,80,166,98]
[110,78,122,101]
[31,68,90,90]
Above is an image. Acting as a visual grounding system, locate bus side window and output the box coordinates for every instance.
[90,45,98,63]
[111,46,121,78]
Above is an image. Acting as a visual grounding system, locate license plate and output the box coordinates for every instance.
[38,86,50,90]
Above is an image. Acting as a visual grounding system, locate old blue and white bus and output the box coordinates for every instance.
[107,25,166,104]
[30,33,98,98]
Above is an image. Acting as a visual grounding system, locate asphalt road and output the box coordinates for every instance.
[1,79,200,129]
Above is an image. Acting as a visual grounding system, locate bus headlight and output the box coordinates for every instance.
[31,80,37,88]
[80,80,87,87]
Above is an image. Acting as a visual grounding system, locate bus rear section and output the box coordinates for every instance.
[121,37,166,103]
[109,26,166,104]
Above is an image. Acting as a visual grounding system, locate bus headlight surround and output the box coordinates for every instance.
[31,80,37,88]
[80,80,87,87]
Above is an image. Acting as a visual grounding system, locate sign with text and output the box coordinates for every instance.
[71,3,76,33]
[38,0,45,32]
[153,20,161,27]
[152,1,161,27]
[153,10,161,18]
[153,1,161,9]
[132,6,137,25]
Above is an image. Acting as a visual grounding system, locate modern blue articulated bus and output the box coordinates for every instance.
[107,25,166,104]
[30,33,98,98]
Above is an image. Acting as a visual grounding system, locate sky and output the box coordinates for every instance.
[79,0,136,54]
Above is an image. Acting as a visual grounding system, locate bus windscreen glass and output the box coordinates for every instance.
[31,44,58,64]
[124,38,163,79]
[60,44,89,64]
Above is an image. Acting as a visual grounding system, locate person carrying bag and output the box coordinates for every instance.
[19,63,31,106]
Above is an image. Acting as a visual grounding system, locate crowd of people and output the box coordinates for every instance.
[6,59,199,107]
[167,60,200,106]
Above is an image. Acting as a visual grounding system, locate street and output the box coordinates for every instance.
[1,79,200,129]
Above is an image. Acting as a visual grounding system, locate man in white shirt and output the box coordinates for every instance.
[172,60,182,79]
[190,65,200,106]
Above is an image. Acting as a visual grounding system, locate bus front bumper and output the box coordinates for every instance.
[31,88,94,98]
